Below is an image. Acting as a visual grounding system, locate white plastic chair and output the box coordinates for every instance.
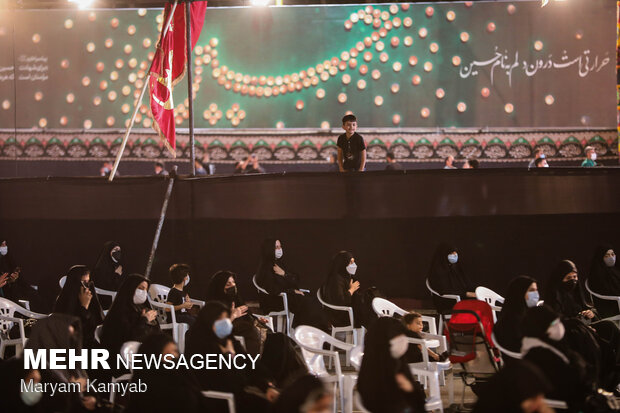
[61,275,118,309]
[294,325,355,413]
[425,278,461,334]
[349,344,363,371]
[585,279,620,327]
[202,390,236,413]
[475,286,504,323]
[148,284,189,353]
[110,340,141,404]
[317,289,363,349]
[94,324,103,344]
[371,297,438,334]
[545,399,569,410]
[252,274,292,336]
[0,297,48,358]
[409,366,444,413]
[491,331,522,363]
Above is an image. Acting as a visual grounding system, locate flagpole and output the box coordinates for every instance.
[185,0,196,176]
[109,0,179,182]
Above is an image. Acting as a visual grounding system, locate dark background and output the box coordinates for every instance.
[1,168,619,312]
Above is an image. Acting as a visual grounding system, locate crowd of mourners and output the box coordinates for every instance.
[0,238,619,413]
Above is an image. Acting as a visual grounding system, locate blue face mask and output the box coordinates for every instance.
[214,318,233,339]
[447,253,458,264]
[525,291,539,308]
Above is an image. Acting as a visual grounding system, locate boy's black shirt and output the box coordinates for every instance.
[337,132,366,171]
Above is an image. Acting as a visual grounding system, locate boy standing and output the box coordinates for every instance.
[337,114,367,172]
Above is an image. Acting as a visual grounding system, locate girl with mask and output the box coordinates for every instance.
[101,274,159,361]
[493,276,540,357]
[588,244,620,319]
[54,265,104,349]
[185,301,277,413]
[545,260,620,390]
[427,243,476,314]
[126,333,209,413]
[166,263,197,325]
[321,251,364,328]
[92,241,125,293]
[205,270,261,354]
[358,317,426,413]
[521,306,592,412]
[256,238,329,331]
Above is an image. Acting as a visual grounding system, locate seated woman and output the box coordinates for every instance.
[588,244,620,319]
[256,238,329,331]
[165,263,197,325]
[521,306,593,412]
[92,241,125,292]
[427,242,476,314]
[101,274,159,359]
[0,240,43,312]
[545,259,620,390]
[54,265,104,349]
[320,250,364,328]
[493,276,539,356]
[185,301,278,413]
[473,360,554,413]
[125,333,209,413]
[358,317,426,413]
[205,270,262,354]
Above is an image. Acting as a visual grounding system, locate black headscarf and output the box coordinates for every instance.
[185,300,231,355]
[25,313,84,381]
[272,374,327,413]
[588,244,620,307]
[256,238,279,282]
[358,317,425,413]
[328,251,354,281]
[522,305,562,344]
[427,242,474,297]
[205,270,244,308]
[54,265,104,321]
[544,260,593,318]
[494,276,537,352]
[473,360,552,413]
[321,251,355,310]
[0,241,15,274]
[92,241,123,291]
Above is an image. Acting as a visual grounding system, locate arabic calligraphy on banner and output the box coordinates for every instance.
[460,47,611,87]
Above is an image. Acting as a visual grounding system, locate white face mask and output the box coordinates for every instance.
[346,263,357,275]
[184,275,190,287]
[525,291,540,308]
[275,248,283,259]
[133,288,148,305]
[547,320,565,341]
[604,251,616,267]
[389,335,409,359]
[447,253,458,264]
[20,386,43,406]
[591,153,597,161]
[543,163,549,168]
[0,246,7,256]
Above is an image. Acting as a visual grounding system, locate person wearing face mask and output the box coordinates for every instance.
[581,146,598,167]
[0,240,43,312]
[358,317,426,413]
[321,250,366,328]
[256,238,330,331]
[0,356,43,412]
[166,263,197,325]
[101,274,159,366]
[205,270,262,354]
[92,241,125,294]
[587,244,620,319]
[185,301,278,413]
[521,306,593,412]
[493,276,540,358]
[545,260,620,390]
[427,242,477,314]
[126,333,209,413]
[54,265,104,349]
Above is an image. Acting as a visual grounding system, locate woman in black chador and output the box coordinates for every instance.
[587,244,620,319]
[92,241,125,292]
[320,250,365,328]
[256,237,329,331]
[358,317,426,413]
[427,242,476,314]
[54,265,104,349]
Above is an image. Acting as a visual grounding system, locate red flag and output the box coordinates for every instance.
[149,1,207,156]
